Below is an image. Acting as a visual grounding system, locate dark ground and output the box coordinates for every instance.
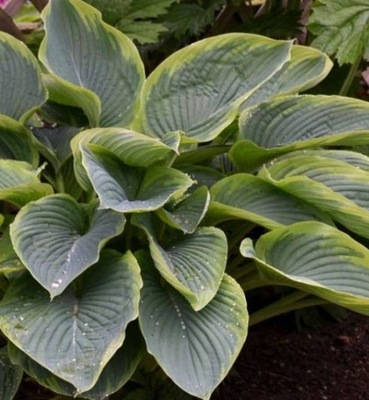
[214,312,369,400]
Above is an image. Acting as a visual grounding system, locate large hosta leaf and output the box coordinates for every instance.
[133,214,227,310]
[39,0,145,127]
[207,174,331,229]
[10,194,126,297]
[0,32,46,122]
[81,145,193,213]
[0,160,53,207]
[8,323,145,400]
[240,45,332,110]
[0,250,142,393]
[231,95,369,171]
[138,253,248,400]
[260,155,369,240]
[240,222,369,315]
[72,127,180,190]
[0,346,23,400]
[309,0,369,65]
[135,33,291,142]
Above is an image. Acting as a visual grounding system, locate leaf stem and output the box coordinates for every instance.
[248,290,329,326]
[339,56,361,96]
[55,170,65,193]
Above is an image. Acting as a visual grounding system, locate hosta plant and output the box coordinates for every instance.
[3,1,369,399]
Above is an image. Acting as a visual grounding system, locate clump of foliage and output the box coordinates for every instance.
[3,1,369,400]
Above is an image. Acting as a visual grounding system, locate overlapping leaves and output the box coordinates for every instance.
[231,95,369,171]
[8,323,145,399]
[258,152,369,240]
[208,174,332,228]
[241,222,369,315]
[81,145,192,213]
[138,253,248,400]
[0,250,142,393]
[133,214,227,311]
[71,127,180,190]
[0,160,53,207]
[0,32,46,122]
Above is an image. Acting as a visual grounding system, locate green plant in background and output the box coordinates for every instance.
[3,1,369,399]
[83,0,178,44]
[309,0,369,96]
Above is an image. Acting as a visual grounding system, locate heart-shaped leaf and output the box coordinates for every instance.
[207,174,332,228]
[0,160,53,207]
[231,95,369,171]
[10,194,126,297]
[138,252,248,400]
[240,221,369,315]
[8,322,145,400]
[0,250,142,393]
[240,45,332,110]
[81,145,193,213]
[133,214,227,310]
[0,346,23,400]
[39,0,145,127]
[135,33,291,142]
[0,32,46,122]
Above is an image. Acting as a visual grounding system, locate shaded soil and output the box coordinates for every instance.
[214,312,369,400]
